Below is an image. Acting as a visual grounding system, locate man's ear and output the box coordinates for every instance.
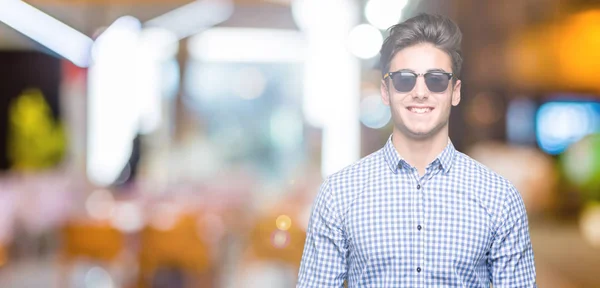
[451,79,461,106]
[381,79,391,106]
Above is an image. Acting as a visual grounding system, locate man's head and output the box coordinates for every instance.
[379,13,463,141]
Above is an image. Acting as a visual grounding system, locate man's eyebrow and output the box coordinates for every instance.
[395,68,449,73]
[427,68,448,73]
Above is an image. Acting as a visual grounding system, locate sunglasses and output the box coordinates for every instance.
[383,70,454,93]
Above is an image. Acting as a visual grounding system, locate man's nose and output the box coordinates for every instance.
[413,76,428,99]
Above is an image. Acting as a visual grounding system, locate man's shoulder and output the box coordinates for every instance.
[326,149,383,186]
[317,149,384,207]
[454,151,516,192]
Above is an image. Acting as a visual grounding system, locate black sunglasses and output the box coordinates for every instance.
[384,70,453,93]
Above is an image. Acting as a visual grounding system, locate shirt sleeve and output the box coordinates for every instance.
[297,179,348,288]
[489,185,537,287]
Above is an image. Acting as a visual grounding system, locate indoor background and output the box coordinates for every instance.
[0,0,599,287]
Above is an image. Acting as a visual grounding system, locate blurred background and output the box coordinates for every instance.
[0,0,599,287]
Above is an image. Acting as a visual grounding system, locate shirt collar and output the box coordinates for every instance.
[382,134,457,174]
[382,134,404,173]
[437,139,457,174]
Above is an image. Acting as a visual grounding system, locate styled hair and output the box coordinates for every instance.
[379,13,463,81]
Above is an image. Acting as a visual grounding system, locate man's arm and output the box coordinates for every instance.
[489,185,537,287]
[297,179,348,288]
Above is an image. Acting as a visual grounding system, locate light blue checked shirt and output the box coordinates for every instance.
[298,135,536,287]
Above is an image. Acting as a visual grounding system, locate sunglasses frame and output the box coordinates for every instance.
[383,70,454,93]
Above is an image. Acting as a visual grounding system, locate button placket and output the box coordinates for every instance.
[415,178,425,284]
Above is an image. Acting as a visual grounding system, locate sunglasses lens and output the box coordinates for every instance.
[424,73,450,93]
[392,72,417,92]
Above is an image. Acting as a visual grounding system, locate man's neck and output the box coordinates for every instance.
[391,127,449,176]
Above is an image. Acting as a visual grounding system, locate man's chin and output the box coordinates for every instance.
[407,131,434,140]
[397,128,434,140]
[406,126,432,135]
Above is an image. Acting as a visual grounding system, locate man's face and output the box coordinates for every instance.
[381,43,461,140]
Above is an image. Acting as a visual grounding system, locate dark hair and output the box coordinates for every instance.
[379,13,463,81]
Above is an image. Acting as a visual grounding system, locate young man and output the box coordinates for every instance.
[297,13,536,287]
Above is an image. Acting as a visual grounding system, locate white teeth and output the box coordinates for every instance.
[409,107,432,114]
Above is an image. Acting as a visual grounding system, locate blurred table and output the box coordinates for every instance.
[530,219,600,288]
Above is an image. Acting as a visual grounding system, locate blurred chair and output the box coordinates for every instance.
[248,214,305,265]
[59,220,126,287]
[235,210,306,288]
[137,213,213,288]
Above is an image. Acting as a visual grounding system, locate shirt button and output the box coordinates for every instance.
[417,267,421,273]
[417,225,422,230]
[417,184,421,189]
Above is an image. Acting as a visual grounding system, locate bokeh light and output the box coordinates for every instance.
[365,0,409,30]
[347,24,383,59]
[561,134,600,198]
[271,230,290,249]
[84,266,115,288]
[276,215,292,231]
[149,203,180,231]
[360,94,391,129]
[85,189,115,221]
[536,101,600,155]
[292,0,357,33]
[110,202,144,233]
[580,203,600,248]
